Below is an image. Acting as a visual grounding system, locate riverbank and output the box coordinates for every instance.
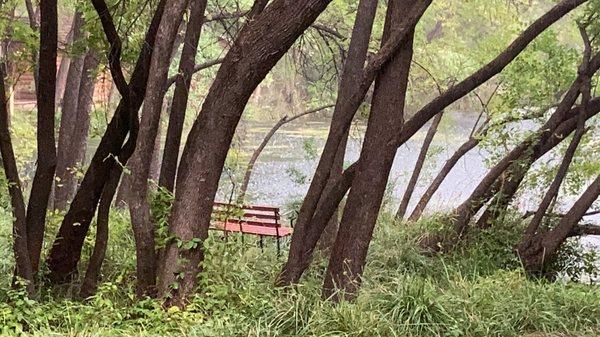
[1,209,598,336]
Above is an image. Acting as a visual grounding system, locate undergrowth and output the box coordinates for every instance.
[0,207,599,336]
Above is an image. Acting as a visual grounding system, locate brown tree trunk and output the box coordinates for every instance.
[278,0,381,286]
[323,0,417,302]
[158,0,334,306]
[54,14,88,210]
[124,0,188,297]
[408,136,478,221]
[518,175,600,274]
[158,0,208,192]
[1,60,34,295]
[65,50,100,202]
[55,14,77,108]
[25,0,57,275]
[79,166,119,298]
[46,0,166,284]
[395,111,443,220]
[238,104,334,201]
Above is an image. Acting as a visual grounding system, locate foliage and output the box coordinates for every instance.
[1,210,599,336]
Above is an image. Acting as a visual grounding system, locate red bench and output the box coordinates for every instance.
[210,202,293,255]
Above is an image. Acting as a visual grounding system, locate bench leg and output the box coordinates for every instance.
[276,237,281,258]
[259,235,264,252]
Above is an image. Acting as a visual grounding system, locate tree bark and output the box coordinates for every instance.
[25,0,57,275]
[46,0,166,284]
[408,136,478,221]
[323,0,417,302]
[395,111,443,220]
[54,12,87,210]
[278,0,380,286]
[64,50,100,203]
[158,0,335,306]
[158,0,209,192]
[238,104,334,201]
[518,175,600,274]
[1,59,34,295]
[124,0,188,297]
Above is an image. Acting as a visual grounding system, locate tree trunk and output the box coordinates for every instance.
[46,0,166,284]
[124,0,188,297]
[55,14,77,108]
[278,0,380,286]
[54,16,89,210]
[79,165,119,298]
[323,0,417,302]
[517,175,600,274]
[1,60,34,295]
[25,0,57,275]
[408,136,478,221]
[238,104,334,201]
[158,0,208,192]
[158,0,334,306]
[395,111,443,220]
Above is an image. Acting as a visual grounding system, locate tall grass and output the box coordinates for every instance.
[0,207,599,336]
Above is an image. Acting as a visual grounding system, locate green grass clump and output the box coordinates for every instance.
[0,208,599,336]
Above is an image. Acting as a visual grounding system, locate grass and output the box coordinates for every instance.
[0,207,599,336]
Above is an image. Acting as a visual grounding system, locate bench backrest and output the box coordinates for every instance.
[213,202,280,227]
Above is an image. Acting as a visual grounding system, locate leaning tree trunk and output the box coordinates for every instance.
[238,104,334,201]
[25,0,58,275]
[0,62,34,295]
[323,0,418,302]
[158,0,209,192]
[395,111,443,220]
[476,97,600,228]
[422,53,600,251]
[158,0,335,307]
[517,175,600,274]
[409,136,478,221]
[46,0,166,284]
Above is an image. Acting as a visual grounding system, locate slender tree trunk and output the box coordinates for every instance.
[315,133,348,253]
[278,0,380,286]
[518,175,600,274]
[408,136,478,221]
[79,166,119,298]
[65,50,100,202]
[25,0,57,274]
[395,111,443,220]
[158,0,334,306]
[55,14,77,108]
[124,0,188,297]
[46,0,166,283]
[238,104,334,201]
[54,13,87,210]
[158,0,208,192]
[323,0,417,302]
[1,60,34,295]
